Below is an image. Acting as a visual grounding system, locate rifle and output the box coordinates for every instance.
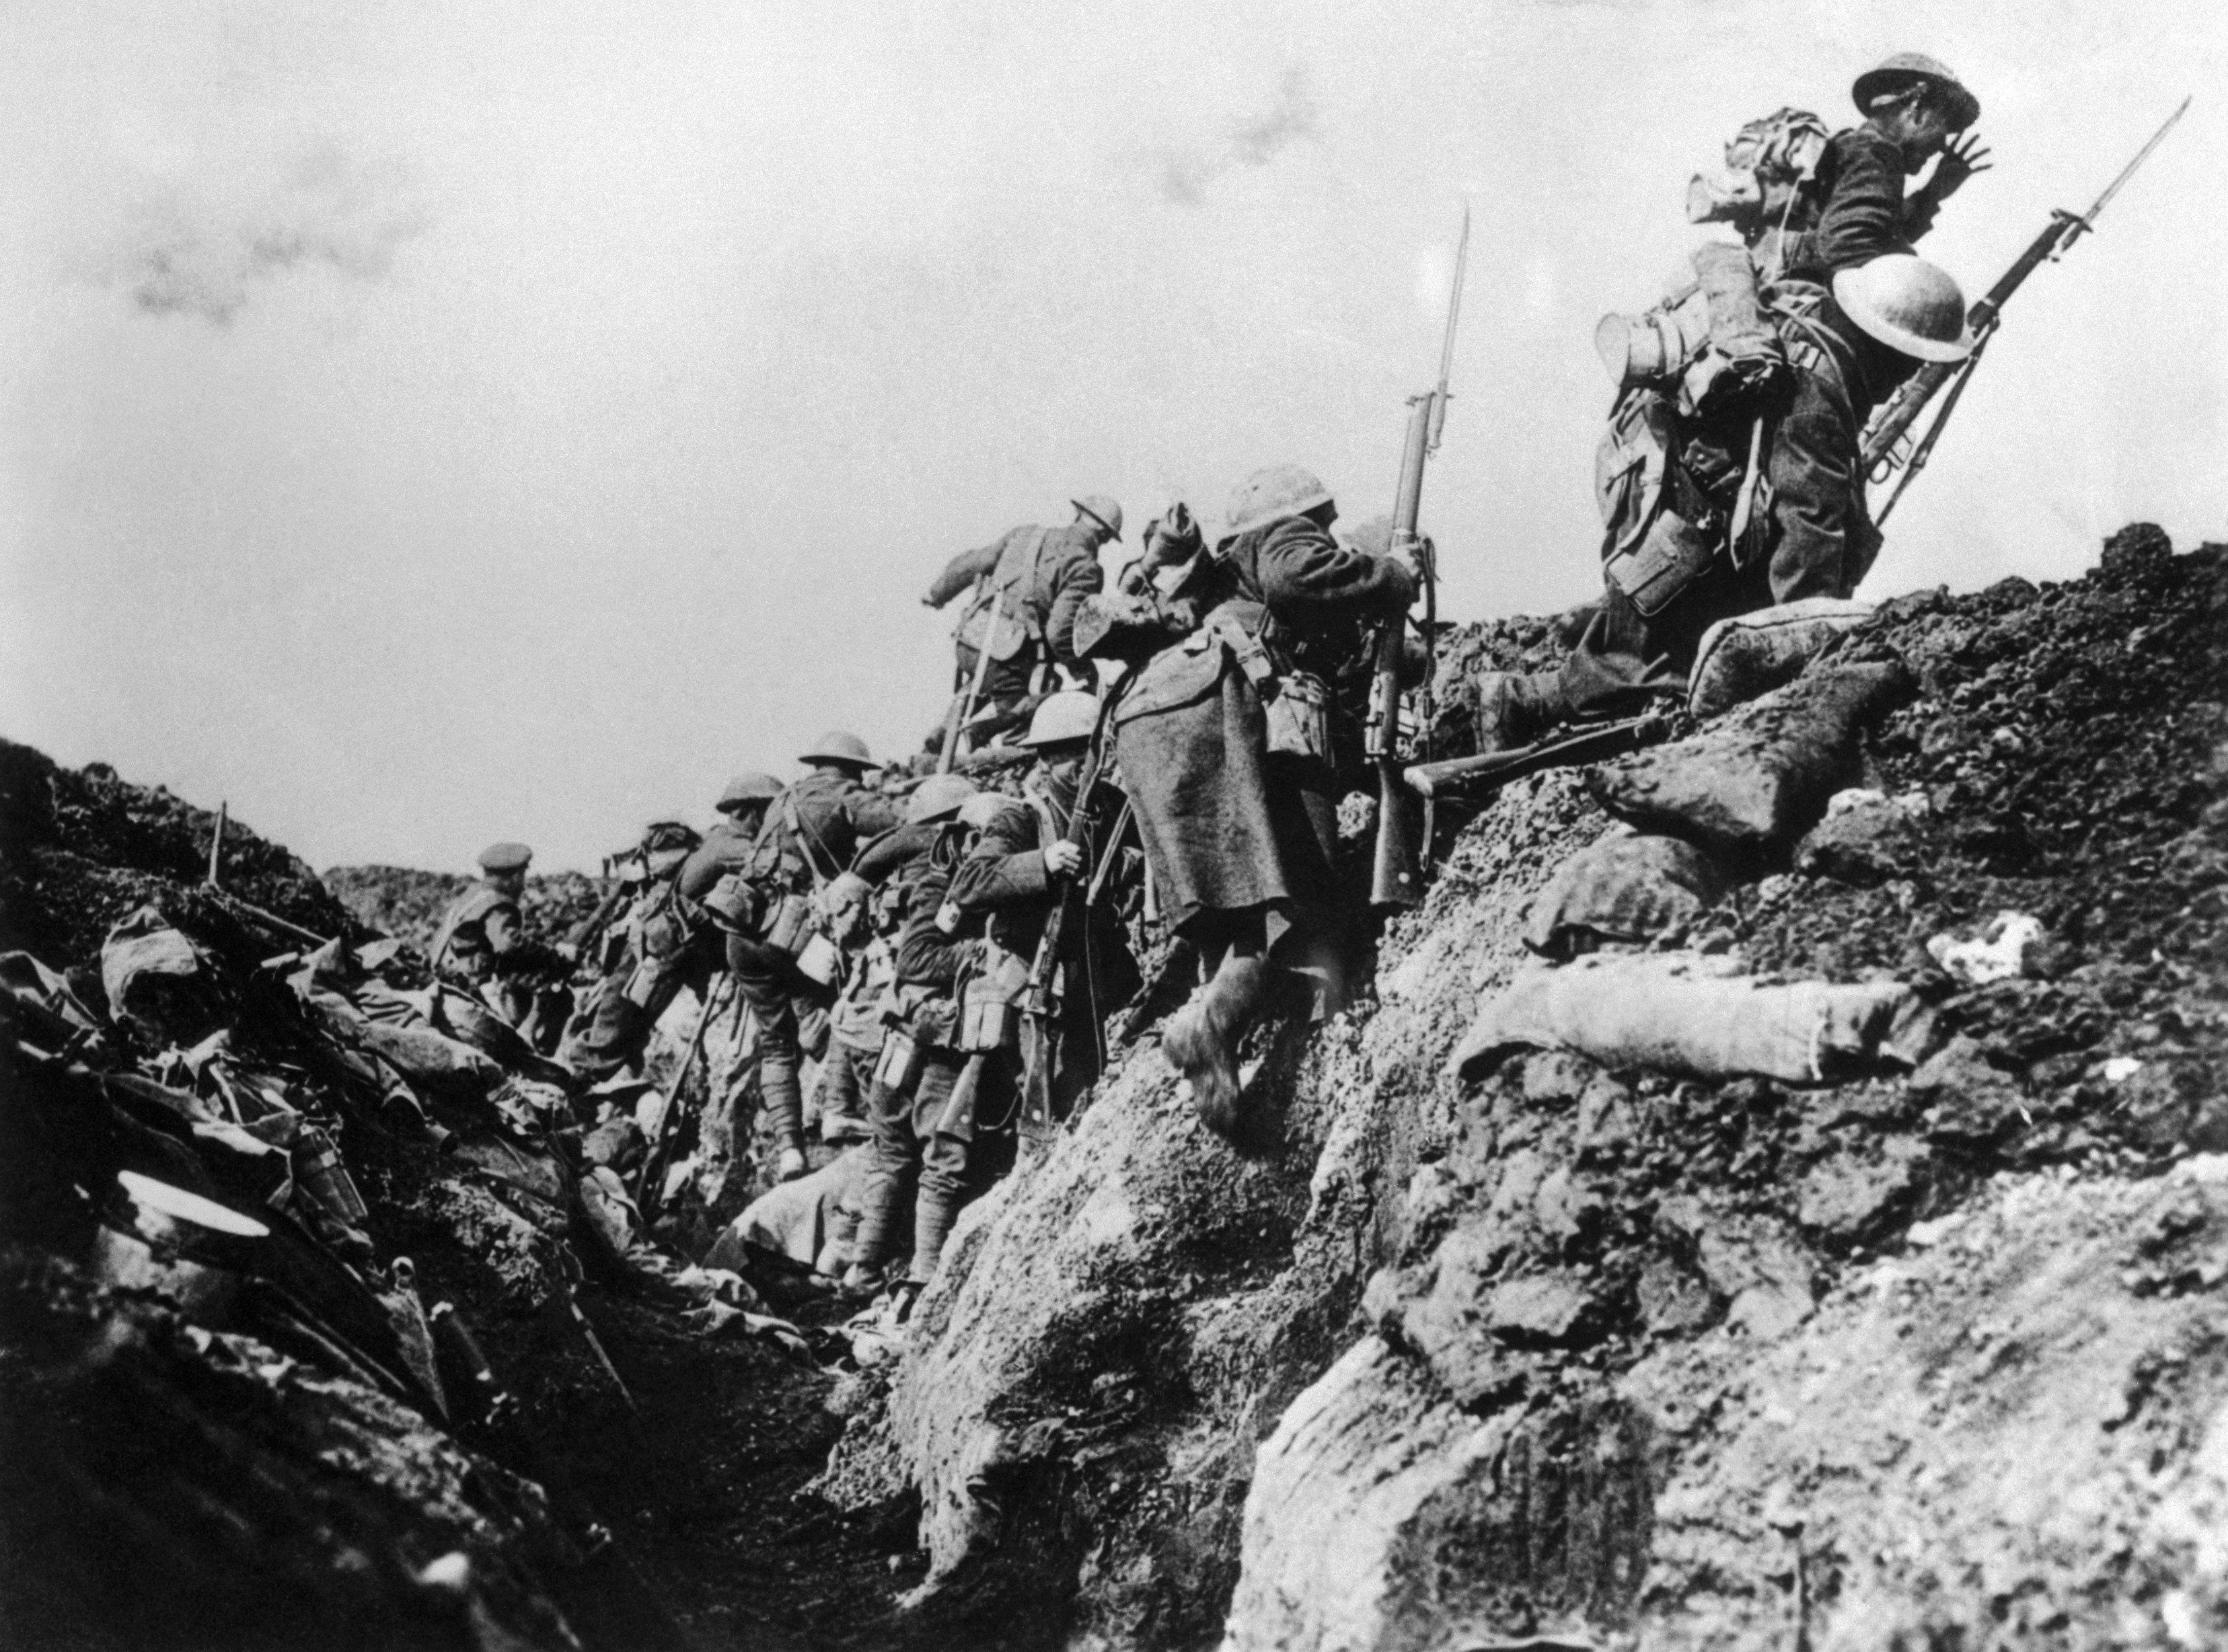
[1369,203,1470,908]
[938,580,1011,773]
[1404,714,1668,800]
[636,973,735,1211]
[1016,686,1124,1127]
[1863,96,2189,525]
[564,866,634,954]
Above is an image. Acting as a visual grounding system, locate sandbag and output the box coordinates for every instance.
[1449,950,1915,1085]
[1687,596,1876,719]
[1522,830,1730,960]
[1588,659,1911,858]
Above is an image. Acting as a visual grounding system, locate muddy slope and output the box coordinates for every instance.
[832,527,2228,1649]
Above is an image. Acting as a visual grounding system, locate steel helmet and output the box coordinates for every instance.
[1852,52,1980,130]
[957,792,1026,831]
[1226,465,1333,537]
[716,772,784,812]
[799,730,874,768]
[1022,690,1099,748]
[905,773,978,825]
[1832,256,1974,362]
[1072,495,1125,542]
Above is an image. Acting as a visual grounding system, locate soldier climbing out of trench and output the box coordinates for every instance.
[1466,253,1976,751]
[1455,53,1990,756]
[1113,465,1418,1137]
[1689,52,1989,283]
[922,494,1122,758]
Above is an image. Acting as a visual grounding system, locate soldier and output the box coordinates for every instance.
[1475,254,1974,743]
[949,691,1142,1129]
[923,496,1122,753]
[560,809,739,1082]
[1112,465,1415,1135]
[724,732,905,1181]
[431,842,573,1041]
[1774,54,1989,285]
[842,772,983,1312]
[811,869,886,1148]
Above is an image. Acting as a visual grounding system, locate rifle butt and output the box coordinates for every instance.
[1369,765,1423,909]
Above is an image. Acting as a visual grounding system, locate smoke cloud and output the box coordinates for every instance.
[106,145,431,325]
[1160,68,1320,206]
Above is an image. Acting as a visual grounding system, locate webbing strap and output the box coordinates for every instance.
[781,793,840,891]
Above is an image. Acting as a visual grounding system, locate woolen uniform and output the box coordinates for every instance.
[559,827,743,1081]
[928,523,1107,706]
[847,823,1010,1287]
[729,774,905,1162]
[948,776,1141,1121]
[1560,292,1919,717]
[432,881,566,1033]
[1113,515,1412,957]
[1773,127,1937,283]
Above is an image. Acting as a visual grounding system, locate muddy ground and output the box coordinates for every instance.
[3,523,2223,1651]
[0,739,927,1651]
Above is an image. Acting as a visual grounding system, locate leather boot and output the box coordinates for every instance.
[1471,671,1567,756]
[1162,954,1271,1138]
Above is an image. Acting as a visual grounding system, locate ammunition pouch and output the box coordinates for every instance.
[1604,507,1719,619]
[957,948,1031,1054]
[872,982,957,1094]
[872,1022,924,1094]
[762,891,813,955]
[794,932,843,987]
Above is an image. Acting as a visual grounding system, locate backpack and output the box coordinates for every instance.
[953,527,1051,663]
[1686,108,1832,241]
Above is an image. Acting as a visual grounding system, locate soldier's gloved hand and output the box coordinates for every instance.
[1044,840,1084,879]
[556,941,581,965]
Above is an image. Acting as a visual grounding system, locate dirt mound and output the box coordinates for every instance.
[326,865,613,954]
[828,527,2228,1649]
[1222,527,2228,1649]
[0,739,356,973]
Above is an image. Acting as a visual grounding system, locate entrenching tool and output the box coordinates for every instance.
[1370,202,1470,906]
[1863,95,2191,523]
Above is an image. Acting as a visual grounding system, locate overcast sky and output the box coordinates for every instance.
[2,0,2221,872]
